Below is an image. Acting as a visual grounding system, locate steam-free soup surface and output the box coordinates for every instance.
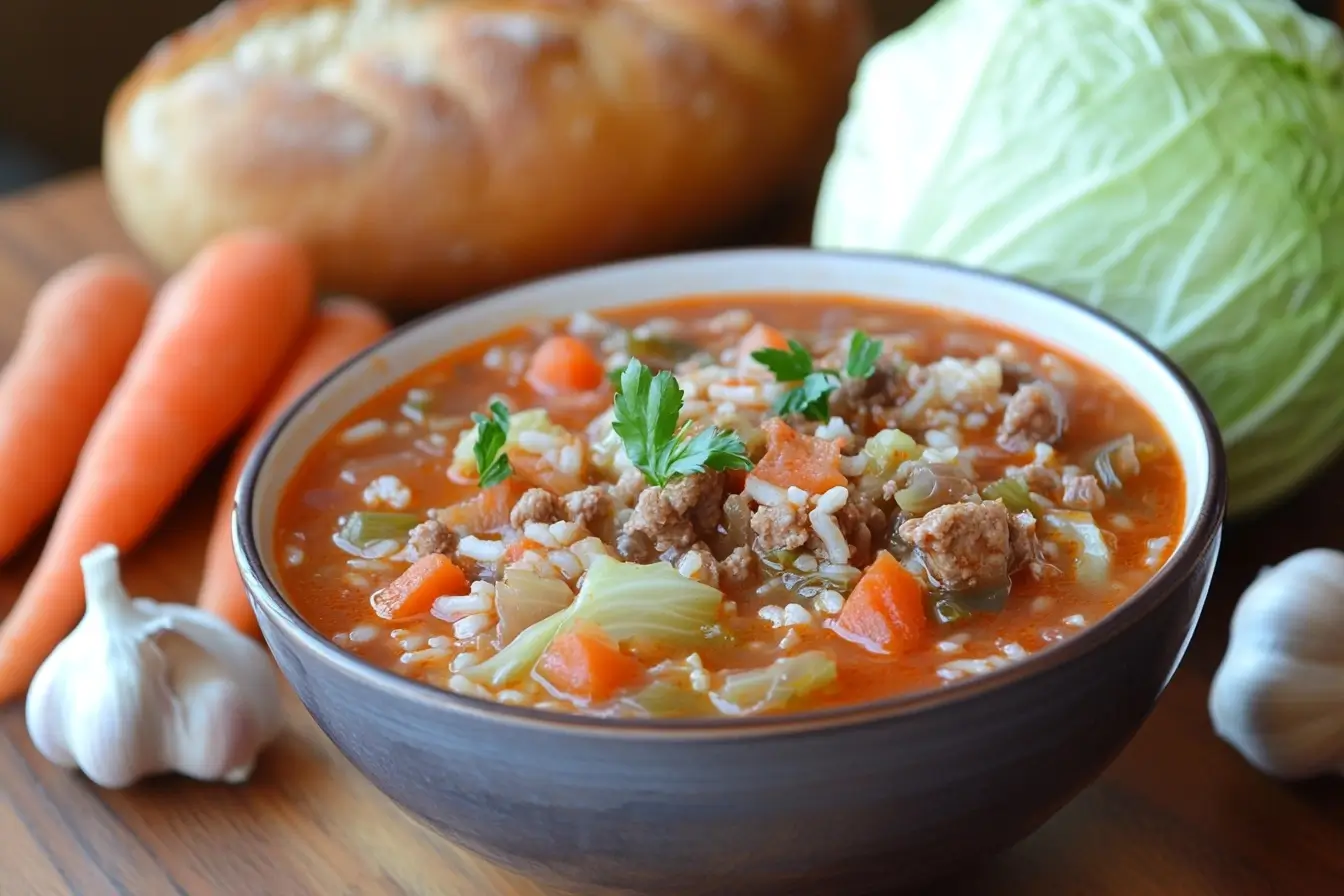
[273,294,1183,718]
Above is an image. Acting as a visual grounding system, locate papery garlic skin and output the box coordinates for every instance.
[1209,548,1344,780]
[25,544,282,789]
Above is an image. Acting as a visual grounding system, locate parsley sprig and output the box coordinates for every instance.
[751,332,882,422]
[611,359,753,487]
[471,400,513,488]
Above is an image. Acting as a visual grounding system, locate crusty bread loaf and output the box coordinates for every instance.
[104,0,871,309]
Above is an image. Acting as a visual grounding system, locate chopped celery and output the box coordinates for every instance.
[980,477,1040,516]
[626,680,712,718]
[466,556,723,687]
[894,463,979,513]
[1090,434,1140,491]
[862,428,920,479]
[338,512,421,547]
[759,551,858,598]
[495,569,575,645]
[627,332,700,368]
[928,579,1011,624]
[1041,510,1113,585]
[709,652,838,715]
[759,550,801,575]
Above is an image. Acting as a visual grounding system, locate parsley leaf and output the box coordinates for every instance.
[470,400,513,488]
[752,338,837,422]
[753,332,884,422]
[750,339,814,381]
[845,331,882,379]
[611,359,753,487]
[774,371,840,421]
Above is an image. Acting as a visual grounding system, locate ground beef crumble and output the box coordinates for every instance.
[828,364,906,431]
[751,503,810,554]
[898,499,1013,591]
[718,546,755,587]
[564,486,613,533]
[509,488,567,529]
[404,519,456,561]
[622,472,724,554]
[997,382,1067,454]
[836,491,888,568]
[1061,471,1106,510]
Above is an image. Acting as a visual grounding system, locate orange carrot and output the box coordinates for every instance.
[525,335,605,394]
[436,479,532,533]
[372,553,469,620]
[752,418,846,494]
[738,322,789,373]
[0,231,312,701]
[0,256,153,561]
[536,623,644,703]
[831,552,929,656]
[503,537,546,565]
[197,298,392,635]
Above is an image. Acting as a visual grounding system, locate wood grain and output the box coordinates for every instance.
[0,174,1341,896]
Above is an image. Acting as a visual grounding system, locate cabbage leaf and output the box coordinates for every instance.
[815,0,1344,514]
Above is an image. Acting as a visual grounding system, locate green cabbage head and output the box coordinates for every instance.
[814,0,1344,516]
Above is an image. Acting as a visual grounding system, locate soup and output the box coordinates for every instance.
[273,294,1184,718]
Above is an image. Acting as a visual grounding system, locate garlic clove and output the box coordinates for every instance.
[1209,548,1344,780]
[25,544,283,789]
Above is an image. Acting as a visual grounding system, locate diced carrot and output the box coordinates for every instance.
[436,479,531,533]
[525,335,605,394]
[510,450,587,496]
[536,623,645,703]
[752,418,846,494]
[503,538,546,565]
[738,322,790,373]
[831,552,929,656]
[372,554,469,620]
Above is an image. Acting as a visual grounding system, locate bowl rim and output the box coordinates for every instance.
[234,247,1228,739]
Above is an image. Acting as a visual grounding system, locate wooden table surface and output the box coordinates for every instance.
[0,174,1341,896]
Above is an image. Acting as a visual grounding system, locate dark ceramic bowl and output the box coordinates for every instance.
[234,250,1226,895]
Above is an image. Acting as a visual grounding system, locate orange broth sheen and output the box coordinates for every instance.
[273,294,1185,714]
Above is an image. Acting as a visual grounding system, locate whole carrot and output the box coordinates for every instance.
[0,257,153,561]
[198,297,391,635]
[0,232,313,702]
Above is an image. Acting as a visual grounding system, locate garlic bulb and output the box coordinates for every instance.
[25,544,283,789]
[1208,548,1344,780]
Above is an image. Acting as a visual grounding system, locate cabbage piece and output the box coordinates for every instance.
[893,463,979,513]
[1089,435,1141,492]
[814,0,1344,515]
[466,556,723,687]
[862,428,920,479]
[929,579,1012,624]
[980,477,1039,516]
[1041,510,1113,585]
[625,680,713,718]
[709,652,838,716]
[759,551,861,600]
[494,569,575,645]
[449,408,568,481]
[338,512,421,548]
